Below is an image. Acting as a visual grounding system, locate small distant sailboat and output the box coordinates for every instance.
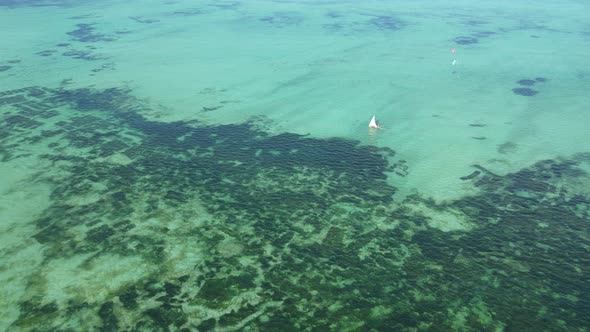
[369,115,382,129]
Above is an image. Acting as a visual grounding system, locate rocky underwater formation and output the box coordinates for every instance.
[0,86,589,331]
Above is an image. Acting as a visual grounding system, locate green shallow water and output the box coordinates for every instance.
[1,0,589,331]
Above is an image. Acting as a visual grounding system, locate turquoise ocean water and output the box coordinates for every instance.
[1,0,589,330]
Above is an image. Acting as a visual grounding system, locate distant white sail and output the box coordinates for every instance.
[369,115,379,128]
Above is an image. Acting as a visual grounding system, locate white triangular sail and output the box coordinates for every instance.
[369,115,378,128]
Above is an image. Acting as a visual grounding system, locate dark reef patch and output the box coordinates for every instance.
[0,65,11,71]
[460,170,481,180]
[7,59,21,64]
[325,11,343,18]
[171,8,204,16]
[208,1,241,10]
[497,141,518,154]
[453,36,478,45]
[90,62,115,73]
[98,301,119,331]
[86,225,116,243]
[465,20,487,26]
[202,106,222,112]
[35,50,57,57]
[517,79,536,86]
[512,87,538,96]
[119,285,139,309]
[62,49,104,61]
[512,77,546,95]
[15,300,59,327]
[67,23,115,42]
[368,15,404,31]
[472,30,496,38]
[322,13,405,34]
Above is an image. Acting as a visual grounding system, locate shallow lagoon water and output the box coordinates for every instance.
[1,0,589,330]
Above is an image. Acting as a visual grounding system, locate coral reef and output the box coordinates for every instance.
[67,23,115,42]
[512,87,538,96]
[1,86,588,331]
[453,36,478,45]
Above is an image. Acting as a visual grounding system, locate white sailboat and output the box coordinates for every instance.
[369,115,381,129]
